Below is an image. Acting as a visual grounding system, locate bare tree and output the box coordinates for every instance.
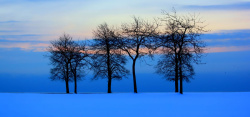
[156,9,207,94]
[119,17,159,93]
[156,52,195,87]
[47,34,88,93]
[91,23,129,93]
[155,23,180,93]
[68,42,88,94]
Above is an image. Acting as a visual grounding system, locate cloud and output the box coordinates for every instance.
[184,2,250,10]
[0,34,56,42]
[0,30,20,33]
[0,42,49,52]
[202,29,250,47]
[1,42,250,53]
[206,46,250,53]
[0,20,21,24]
[1,29,250,53]
[0,34,40,38]
[0,0,62,4]
[201,29,250,53]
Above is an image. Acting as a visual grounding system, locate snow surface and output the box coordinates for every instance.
[0,92,249,117]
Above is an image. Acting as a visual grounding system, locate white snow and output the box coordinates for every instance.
[0,92,249,117]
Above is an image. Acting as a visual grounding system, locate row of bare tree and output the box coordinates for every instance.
[47,10,207,94]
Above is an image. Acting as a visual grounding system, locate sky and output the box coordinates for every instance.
[0,0,250,92]
[0,0,250,52]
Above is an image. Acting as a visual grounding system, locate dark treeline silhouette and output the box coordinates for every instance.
[47,9,207,94]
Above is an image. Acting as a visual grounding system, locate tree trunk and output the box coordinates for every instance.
[74,73,77,94]
[175,55,179,93]
[108,76,112,93]
[179,63,183,94]
[106,41,112,93]
[66,63,70,94]
[65,79,69,93]
[132,59,138,93]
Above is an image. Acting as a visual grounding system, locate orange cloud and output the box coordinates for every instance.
[0,42,49,52]
[206,46,250,53]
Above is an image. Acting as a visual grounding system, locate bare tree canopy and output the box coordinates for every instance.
[156,9,207,94]
[91,23,129,93]
[47,34,88,93]
[118,16,159,93]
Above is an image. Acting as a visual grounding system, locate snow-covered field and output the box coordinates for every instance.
[0,92,249,117]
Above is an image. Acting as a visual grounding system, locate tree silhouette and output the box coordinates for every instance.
[68,42,88,94]
[156,52,195,87]
[119,17,159,93]
[47,34,88,93]
[91,23,129,93]
[156,9,207,94]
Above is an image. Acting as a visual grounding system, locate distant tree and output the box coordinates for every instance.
[91,23,129,93]
[156,9,207,94]
[119,17,159,93]
[47,34,88,93]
